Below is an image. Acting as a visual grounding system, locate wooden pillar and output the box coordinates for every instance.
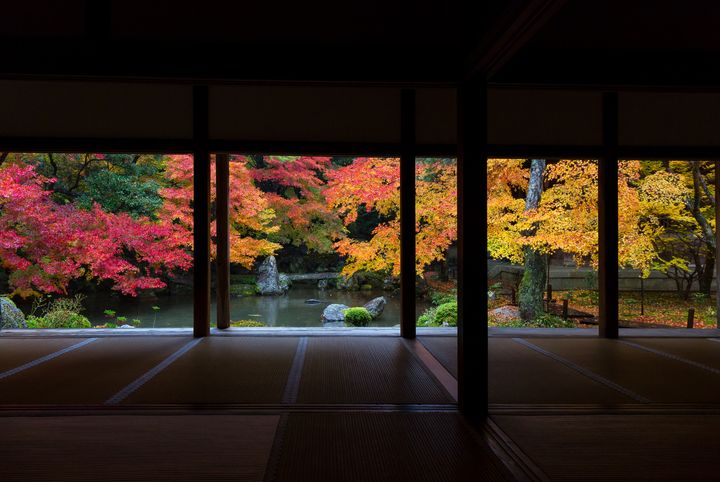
[598,92,619,338]
[457,81,488,421]
[400,89,417,339]
[716,161,720,327]
[193,86,211,338]
[216,153,230,329]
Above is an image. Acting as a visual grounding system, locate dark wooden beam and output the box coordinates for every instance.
[457,81,488,422]
[716,161,720,328]
[465,0,569,81]
[0,138,454,158]
[193,86,211,338]
[400,89,417,339]
[216,152,230,330]
[598,92,619,338]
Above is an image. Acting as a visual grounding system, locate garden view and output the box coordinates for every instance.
[0,153,457,329]
[489,159,718,329]
[0,154,716,330]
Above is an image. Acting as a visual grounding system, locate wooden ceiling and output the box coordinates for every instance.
[0,0,715,86]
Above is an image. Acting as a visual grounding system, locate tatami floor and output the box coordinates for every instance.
[2,332,720,481]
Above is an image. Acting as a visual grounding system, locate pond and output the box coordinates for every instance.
[61,287,428,328]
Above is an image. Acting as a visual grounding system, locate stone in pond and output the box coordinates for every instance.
[322,303,350,322]
[305,299,321,304]
[363,296,386,319]
[256,256,286,295]
[0,297,26,330]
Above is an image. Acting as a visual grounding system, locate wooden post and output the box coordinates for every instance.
[716,161,720,328]
[562,299,569,320]
[193,86,211,338]
[599,92,619,339]
[216,153,230,329]
[400,89,417,339]
[640,277,645,316]
[457,81,488,422]
[687,308,695,329]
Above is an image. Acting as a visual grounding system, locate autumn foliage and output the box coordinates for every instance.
[0,153,458,298]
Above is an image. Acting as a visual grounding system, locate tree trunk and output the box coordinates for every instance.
[700,252,715,294]
[519,159,547,321]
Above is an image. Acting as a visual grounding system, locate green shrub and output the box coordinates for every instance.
[131,319,142,327]
[430,290,456,306]
[230,319,267,327]
[416,306,438,326]
[434,301,457,326]
[30,310,91,329]
[344,307,372,327]
[532,313,574,328]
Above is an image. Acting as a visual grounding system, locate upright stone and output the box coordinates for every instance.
[0,297,26,329]
[363,296,386,318]
[256,256,286,295]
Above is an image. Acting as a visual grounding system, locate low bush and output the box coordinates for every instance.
[28,310,91,329]
[532,313,574,328]
[430,290,456,306]
[416,306,438,326]
[344,307,372,327]
[434,301,457,327]
[230,319,267,327]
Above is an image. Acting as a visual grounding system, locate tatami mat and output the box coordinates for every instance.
[297,337,453,404]
[493,413,720,481]
[0,337,189,404]
[530,338,720,403]
[124,337,299,404]
[0,338,82,373]
[0,414,279,482]
[626,337,720,371]
[419,336,458,378]
[271,413,509,482]
[489,338,632,404]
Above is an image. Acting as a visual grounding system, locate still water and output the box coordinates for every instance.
[75,287,424,328]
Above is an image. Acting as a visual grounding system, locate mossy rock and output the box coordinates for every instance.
[360,284,373,291]
[0,297,26,329]
[229,283,258,297]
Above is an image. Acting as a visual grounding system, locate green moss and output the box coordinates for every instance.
[230,284,258,297]
[343,307,372,327]
[230,319,267,327]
